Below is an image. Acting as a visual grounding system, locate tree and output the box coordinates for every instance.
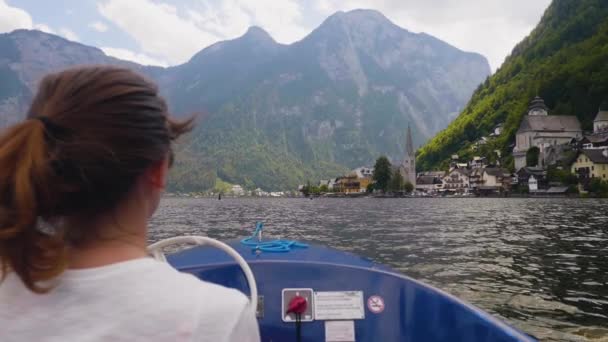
[311,186,321,195]
[389,169,404,192]
[587,178,608,197]
[366,183,375,193]
[547,166,578,185]
[404,181,414,193]
[300,181,312,197]
[373,156,392,192]
[319,184,329,193]
[526,146,540,167]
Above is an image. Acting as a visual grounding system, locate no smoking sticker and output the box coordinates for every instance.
[367,295,385,314]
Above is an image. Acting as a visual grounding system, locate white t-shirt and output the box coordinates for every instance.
[0,258,260,342]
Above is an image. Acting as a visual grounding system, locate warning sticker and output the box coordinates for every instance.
[367,295,385,314]
[325,320,355,342]
[314,291,365,320]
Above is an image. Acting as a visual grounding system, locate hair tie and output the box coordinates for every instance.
[30,116,70,140]
[31,115,53,128]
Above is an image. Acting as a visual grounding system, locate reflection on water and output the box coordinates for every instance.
[150,198,608,341]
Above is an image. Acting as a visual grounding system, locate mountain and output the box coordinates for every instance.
[417,0,608,171]
[0,29,152,126]
[0,9,491,191]
[159,10,491,190]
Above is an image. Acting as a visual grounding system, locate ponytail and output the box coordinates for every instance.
[0,119,67,293]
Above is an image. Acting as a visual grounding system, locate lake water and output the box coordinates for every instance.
[150,197,608,341]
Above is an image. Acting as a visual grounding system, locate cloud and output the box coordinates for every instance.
[101,47,168,67]
[89,21,108,33]
[98,0,218,65]
[0,1,60,39]
[226,0,308,43]
[59,28,79,42]
[97,0,309,65]
[34,24,55,34]
[0,0,33,33]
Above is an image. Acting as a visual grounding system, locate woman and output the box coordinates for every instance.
[0,66,260,341]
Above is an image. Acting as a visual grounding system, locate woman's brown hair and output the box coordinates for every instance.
[0,66,193,293]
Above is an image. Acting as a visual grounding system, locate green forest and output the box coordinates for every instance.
[167,111,348,192]
[417,0,608,171]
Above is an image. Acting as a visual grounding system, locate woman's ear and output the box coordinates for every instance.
[147,156,170,189]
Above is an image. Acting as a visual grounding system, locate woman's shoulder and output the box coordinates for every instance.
[142,259,249,310]
[142,260,253,337]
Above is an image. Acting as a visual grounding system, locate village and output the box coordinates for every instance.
[303,97,608,198]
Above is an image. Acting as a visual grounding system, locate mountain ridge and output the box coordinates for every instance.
[0,9,491,190]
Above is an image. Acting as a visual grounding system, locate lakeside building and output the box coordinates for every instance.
[327,167,374,194]
[462,165,512,195]
[334,172,372,193]
[516,167,547,191]
[415,175,444,193]
[231,185,245,196]
[512,97,583,170]
[571,148,608,185]
[253,188,270,197]
[474,167,512,195]
[419,171,447,179]
[442,168,470,193]
[416,162,511,196]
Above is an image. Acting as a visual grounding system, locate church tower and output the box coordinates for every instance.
[528,96,548,116]
[401,124,416,187]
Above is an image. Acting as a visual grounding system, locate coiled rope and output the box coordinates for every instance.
[240,222,308,253]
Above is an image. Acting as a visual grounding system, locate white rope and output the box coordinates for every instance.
[148,236,258,312]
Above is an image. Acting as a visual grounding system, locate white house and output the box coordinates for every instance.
[471,156,486,169]
[415,175,443,193]
[442,168,470,192]
[529,175,538,192]
[231,185,245,196]
[482,168,511,188]
[490,123,504,137]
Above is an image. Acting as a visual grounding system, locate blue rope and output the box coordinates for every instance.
[240,222,308,253]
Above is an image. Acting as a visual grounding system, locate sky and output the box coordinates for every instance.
[0,0,552,71]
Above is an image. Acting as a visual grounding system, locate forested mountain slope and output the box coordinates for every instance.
[417,0,608,171]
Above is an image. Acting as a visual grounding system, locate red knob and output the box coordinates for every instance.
[286,295,308,315]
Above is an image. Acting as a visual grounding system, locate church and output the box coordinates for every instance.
[398,124,416,187]
[512,97,583,170]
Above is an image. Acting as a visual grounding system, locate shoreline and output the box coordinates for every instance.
[163,194,603,199]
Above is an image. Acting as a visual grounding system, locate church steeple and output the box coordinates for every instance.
[400,123,416,187]
[406,123,414,157]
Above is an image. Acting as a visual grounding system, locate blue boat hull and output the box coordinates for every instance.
[168,241,534,341]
